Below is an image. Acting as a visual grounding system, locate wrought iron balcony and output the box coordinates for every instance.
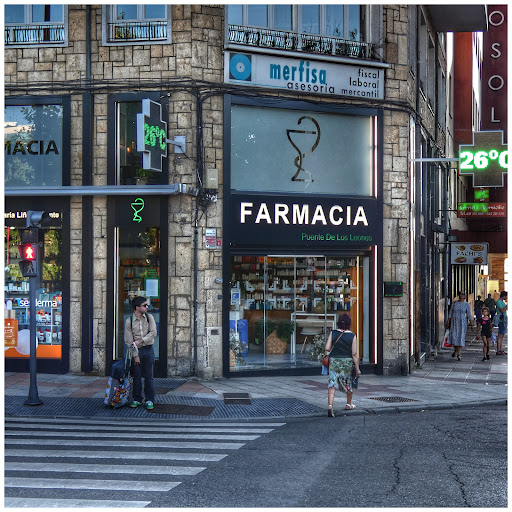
[107,21,167,43]
[228,24,378,60]
[5,24,65,45]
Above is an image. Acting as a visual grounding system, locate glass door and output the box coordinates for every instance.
[114,225,160,360]
[229,254,369,371]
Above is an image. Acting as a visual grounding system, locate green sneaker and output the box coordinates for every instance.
[129,400,142,408]
[145,400,154,410]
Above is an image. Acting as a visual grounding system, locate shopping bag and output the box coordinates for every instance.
[490,332,497,345]
[442,329,452,348]
[104,376,133,408]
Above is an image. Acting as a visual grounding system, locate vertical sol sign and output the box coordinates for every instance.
[481,6,507,134]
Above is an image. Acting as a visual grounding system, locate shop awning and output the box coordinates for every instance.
[424,5,488,32]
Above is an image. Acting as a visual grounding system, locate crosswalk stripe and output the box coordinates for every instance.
[5,438,245,449]
[5,417,286,428]
[5,449,227,462]
[4,497,151,508]
[4,417,286,508]
[6,462,205,475]
[7,424,275,434]
[5,477,181,492]
[6,430,261,441]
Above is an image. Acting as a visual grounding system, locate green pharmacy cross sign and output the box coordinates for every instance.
[459,131,508,187]
[137,99,167,172]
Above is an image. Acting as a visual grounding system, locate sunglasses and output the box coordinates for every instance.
[138,304,148,308]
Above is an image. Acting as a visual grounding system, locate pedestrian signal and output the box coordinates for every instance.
[19,243,38,277]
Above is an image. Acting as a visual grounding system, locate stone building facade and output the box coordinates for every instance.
[4,5,486,378]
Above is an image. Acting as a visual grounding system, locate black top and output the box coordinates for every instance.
[329,329,355,358]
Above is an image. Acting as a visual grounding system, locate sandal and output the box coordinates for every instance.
[345,404,356,410]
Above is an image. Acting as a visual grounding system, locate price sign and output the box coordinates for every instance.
[136,99,167,172]
[459,131,507,187]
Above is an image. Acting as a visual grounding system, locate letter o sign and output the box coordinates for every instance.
[489,10,505,26]
[488,75,505,91]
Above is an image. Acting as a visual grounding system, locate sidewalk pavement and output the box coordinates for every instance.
[4,333,507,420]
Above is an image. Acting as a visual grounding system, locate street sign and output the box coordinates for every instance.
[136,99,167,172]
[457,202,506,217]
[450,243,488,265]
[459,131,508,187]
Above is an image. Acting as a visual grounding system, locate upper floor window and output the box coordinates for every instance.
[4,4,67,47]
[103,4,171,45]
[228,5,361,40]
[227,5,373,59]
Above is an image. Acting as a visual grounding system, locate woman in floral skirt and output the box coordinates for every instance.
[324,313,361,417]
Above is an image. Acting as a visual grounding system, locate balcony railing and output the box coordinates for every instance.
[107,21,167,43]
[5,24,65,45]
[228,25,378,60]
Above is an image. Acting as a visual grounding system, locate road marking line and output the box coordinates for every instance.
[5,449,227,462]
[5,439,245,449]
[4,477,181,492]
[4,497,151,508]
[5,462,205,475]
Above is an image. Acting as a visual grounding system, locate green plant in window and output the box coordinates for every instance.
[310,328,332,361]
[135,167,153,179]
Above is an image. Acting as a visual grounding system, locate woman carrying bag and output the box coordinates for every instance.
[324,313,361,417]
[446,291,474,361]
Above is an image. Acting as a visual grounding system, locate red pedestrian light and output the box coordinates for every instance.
[19,244,37,261]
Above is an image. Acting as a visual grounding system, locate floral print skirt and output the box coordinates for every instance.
[328,357,355,393]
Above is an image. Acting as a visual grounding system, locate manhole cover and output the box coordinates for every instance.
[148,403,214,416]
[223,393,251,405]
[368,396,418,403]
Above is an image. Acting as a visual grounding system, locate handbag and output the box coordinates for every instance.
[111,349,132,381]
[442,329,452,348]
[322,330,344,368]
[351,366,359,389]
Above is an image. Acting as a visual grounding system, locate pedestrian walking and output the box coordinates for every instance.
[484,293,496,320]
[446,291,474,360]
[496,291,507,355]
[477,307,492,361]
[125,296,157,410]
[474,295,484,324]
[324,313,361,417]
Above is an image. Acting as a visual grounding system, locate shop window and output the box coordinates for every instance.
[4,227,64,360]
[4,5,67,46]
[4,103,64,188]
[230,104,375,196]
[116,101,161,185]
[103,4,170,45]
[229,255,369,371]
[114,225,161,360]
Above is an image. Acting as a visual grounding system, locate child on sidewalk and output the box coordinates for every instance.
[477,307,492,361]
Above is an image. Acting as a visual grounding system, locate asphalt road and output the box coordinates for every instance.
[148,404,507,508]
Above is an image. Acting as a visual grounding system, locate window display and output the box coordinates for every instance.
[229,255,368,371]
[4,227,63,359]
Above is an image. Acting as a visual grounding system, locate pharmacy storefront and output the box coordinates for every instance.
[223,95,383,376]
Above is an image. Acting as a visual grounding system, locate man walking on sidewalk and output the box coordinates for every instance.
[125,296,157,410]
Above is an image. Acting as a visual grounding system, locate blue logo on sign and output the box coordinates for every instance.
[229,53,252,81]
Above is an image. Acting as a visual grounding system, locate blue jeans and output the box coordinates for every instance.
[131,346,155,402]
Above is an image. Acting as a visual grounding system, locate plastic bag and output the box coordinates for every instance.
[442,329,452,348]
[490,332,497,345]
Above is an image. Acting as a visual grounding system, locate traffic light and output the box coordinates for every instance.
[26,210,51,228]
[19,243,38,277]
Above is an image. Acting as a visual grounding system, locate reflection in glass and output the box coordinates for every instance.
[32,5,63,23]
[274,5,292,30]
[325,5,344,37]
[229,255,366,371]
[227,4,243,25]
[116,226,161,360]
[301,5,319,34]
[247,5,267,27]
[4,104,63,188]
[5,5,25,23]
[348,5,361,40]
[117,4,137,20]
[145,5,165,19]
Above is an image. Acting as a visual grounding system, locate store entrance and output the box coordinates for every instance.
[229,255,369,372]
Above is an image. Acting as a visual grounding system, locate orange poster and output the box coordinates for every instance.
[4,319,18,347]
